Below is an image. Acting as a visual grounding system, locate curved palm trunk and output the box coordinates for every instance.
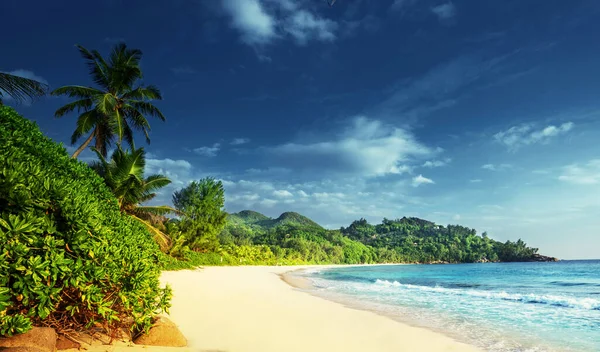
[71,128,96,158]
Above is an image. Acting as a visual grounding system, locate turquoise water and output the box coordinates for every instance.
[301,261,600,352]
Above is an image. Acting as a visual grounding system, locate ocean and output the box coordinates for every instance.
[299,261,600,352]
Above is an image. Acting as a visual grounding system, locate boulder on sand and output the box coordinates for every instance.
[0,328,57,352]
[133,317,187,347]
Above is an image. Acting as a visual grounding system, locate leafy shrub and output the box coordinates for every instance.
[0,106,171,336]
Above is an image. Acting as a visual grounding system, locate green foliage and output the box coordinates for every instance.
[340,217,536,263]
[172,178,227,252]
[51,44,165,158]
[0,106,170,336]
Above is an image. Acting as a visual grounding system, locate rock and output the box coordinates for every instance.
[0,328,56,352]
[55,336,81,350]
[524,254,560,262]
[0,348,45,352]
[133,317,187,347]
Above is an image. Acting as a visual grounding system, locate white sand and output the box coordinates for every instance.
[161,266,481,352]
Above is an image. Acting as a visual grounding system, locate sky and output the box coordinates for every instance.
[2,0,600,259]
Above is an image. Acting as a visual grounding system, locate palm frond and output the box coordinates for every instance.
[89,146,110,178]
[0,72,48,104]
[121,123,136,149]
[71,110,98,144]
[103,102,124,142]
[94,93,117,115]
[54,98,93,118]
[111,147,146,184]
[76,45,111,89]
[121,106,152,144]
[143,175,172,193]
[139,192,157,203]
[134,205,178,216]
[109,44,143,92]
[121,85,162,100]
[129,100,166,121]
[129,214,171,252]
[51,85,103,99]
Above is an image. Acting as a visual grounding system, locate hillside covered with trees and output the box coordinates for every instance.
[188,210,556,266]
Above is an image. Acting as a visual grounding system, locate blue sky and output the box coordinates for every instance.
[2,0,600,259]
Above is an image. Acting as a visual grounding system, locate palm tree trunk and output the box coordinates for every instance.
[71,129,95,158]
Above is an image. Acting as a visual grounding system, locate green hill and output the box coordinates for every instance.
[260,211,323,229]
[227,210,323,229]
[228,210,270,225]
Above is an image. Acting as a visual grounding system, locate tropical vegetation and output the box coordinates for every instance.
[0,106,170,336]
[158,209,546,270]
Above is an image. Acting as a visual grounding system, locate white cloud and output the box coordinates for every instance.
[220,176,426,228]
[146,158,192,171]
[283,10,337,45]
[558,159,600,185]
[266,116,436,177]
[469,179,483,183]
[221,0,338,48]
[143,157,202,205]
[423,158,452,168]
[257,54,273,63]
[231,137,250,145]
[412,174,434,187]
[482,164,512,171]
[389,164,413,174]
[431,3,456,20]
[193,143,221,157]
[245,167,291,176]
[260,198,278,207]
[494,122,574,150]
[222,0,276,45]
[273,189,294,198]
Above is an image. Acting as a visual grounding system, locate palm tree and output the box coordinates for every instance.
[91,145,176,250]
[52,43,165,158]
[0,72,48,104]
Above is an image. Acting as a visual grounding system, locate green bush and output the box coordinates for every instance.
[0,106,171,336]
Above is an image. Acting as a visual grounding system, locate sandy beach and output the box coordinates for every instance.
[160,266,482,352]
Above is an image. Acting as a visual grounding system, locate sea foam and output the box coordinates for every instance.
[373,279,600,310]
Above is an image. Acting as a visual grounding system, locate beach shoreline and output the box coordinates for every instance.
[160,265,482,352]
